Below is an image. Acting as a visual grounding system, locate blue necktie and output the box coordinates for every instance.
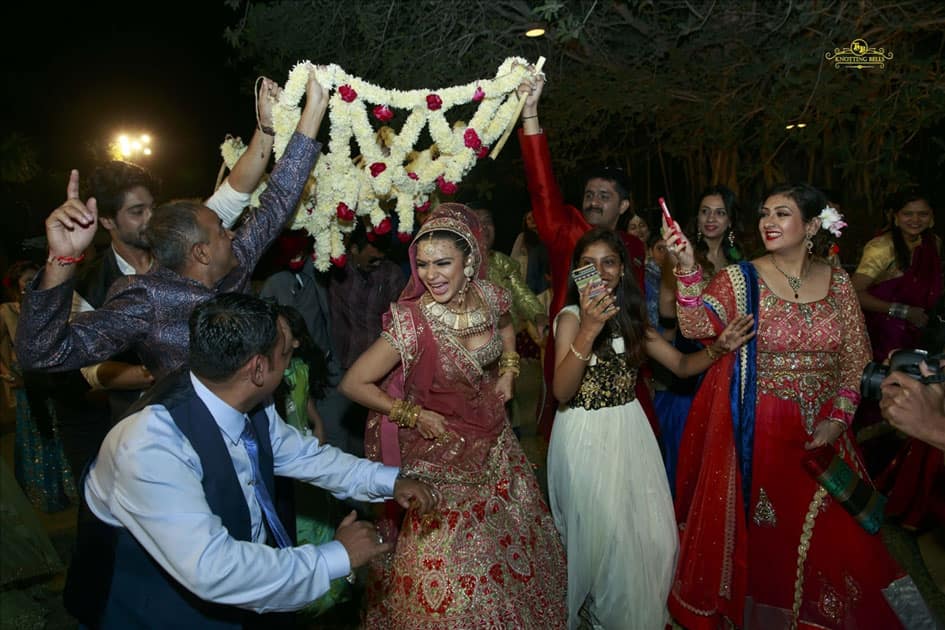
[241,418,292,548]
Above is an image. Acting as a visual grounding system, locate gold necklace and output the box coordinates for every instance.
[422,293,491,337]
[769,254,809,300]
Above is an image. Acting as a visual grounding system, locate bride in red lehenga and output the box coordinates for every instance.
[663,183,931,629]
[340,204,566,629]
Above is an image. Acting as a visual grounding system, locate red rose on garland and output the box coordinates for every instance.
[436,176,458,195]
[335,202,355,221]
[369,162,387,178]
[415,200,431,213]
[331,254,347,267]
[463,128,482,151]
[372,104,393,122]
[338,85,357,102]
[472,86,485,102]
[426,94,443,110]
[397,231,412,244]
[374,217,393,235]
[407,172,419,180]
[476,145,490,159]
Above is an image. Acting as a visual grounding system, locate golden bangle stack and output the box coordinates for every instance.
[705,345,724,361]
[498,351,521,377]
[389,399,421,428]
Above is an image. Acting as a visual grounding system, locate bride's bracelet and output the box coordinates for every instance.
[498,351,521,377]
[389,399,421,428]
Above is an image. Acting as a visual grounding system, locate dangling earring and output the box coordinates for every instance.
[697,229,704,242]
[727,230,736,248]
[455,259,474,305]
[805,236,813,255]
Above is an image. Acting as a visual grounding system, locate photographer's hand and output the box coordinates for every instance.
[880,361,945,451]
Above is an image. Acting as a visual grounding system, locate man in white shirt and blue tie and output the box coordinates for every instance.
[65,292,436,629]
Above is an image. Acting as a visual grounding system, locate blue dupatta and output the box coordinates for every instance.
[705,261,760,517]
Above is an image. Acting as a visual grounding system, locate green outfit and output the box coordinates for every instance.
[486,251,546,436]
[282,358,349,617]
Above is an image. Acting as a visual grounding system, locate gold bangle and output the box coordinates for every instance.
[498,365,521,377]
[389,399,420,428]
[498,350,521,377]
[569,343,591,362]
[673,263,700,278]
[705,345,723,361]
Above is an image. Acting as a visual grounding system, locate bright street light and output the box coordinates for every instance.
[110,132,154,160]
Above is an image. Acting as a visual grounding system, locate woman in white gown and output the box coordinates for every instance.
[547,228,754,629]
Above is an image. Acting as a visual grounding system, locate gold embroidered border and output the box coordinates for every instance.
[792,485,829,624]
[720,452,737,598]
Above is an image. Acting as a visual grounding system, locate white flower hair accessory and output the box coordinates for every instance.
[818,206,847,238]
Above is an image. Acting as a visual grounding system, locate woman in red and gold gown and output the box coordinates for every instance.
[663,183,927,629]
[340,204,566,629]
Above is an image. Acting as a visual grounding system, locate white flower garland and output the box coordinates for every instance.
[257,57,536,270]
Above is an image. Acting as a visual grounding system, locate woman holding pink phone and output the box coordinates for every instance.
[664,183,916,629]
[547,227,754,629]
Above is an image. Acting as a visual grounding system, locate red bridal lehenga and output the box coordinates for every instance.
[362,204,566,629]
[670,263,928,630]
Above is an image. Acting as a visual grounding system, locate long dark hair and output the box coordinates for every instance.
[566,228,648,367]
[687,185,743,273]
[274,304,329,404]
[884,190,933,272]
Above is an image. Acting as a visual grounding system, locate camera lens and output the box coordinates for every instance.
[860,361,889,401]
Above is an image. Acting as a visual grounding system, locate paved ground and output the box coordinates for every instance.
[2,412,942,629]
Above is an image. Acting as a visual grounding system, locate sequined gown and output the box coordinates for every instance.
[363,280,567,629]
[671,264,910,630]
[548,305,677,629]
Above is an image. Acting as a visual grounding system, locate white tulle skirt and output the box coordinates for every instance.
[548,398,678,630]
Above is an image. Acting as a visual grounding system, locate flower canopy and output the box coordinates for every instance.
[221,58,538,270]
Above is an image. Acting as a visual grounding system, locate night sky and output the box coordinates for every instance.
[3,3,254,259]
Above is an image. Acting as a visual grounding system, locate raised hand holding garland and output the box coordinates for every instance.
[220,58,542,270]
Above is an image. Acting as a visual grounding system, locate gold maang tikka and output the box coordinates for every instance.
[421,232,437,258]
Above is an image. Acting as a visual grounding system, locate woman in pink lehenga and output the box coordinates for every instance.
[340,204,566,629]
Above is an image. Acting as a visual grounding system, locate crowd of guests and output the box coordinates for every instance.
[0,64,943,630]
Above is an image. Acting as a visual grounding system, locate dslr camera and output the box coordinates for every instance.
[860,348,945,401]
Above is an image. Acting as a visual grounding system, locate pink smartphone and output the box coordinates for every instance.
[658,197,676,229]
